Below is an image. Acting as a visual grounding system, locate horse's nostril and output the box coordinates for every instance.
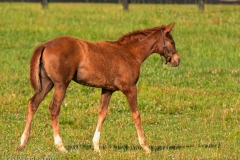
[171,59,180,67]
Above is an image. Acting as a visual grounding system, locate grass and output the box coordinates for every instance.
[0,2,240,159]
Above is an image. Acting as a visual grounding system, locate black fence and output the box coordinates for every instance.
[1,0,239,4]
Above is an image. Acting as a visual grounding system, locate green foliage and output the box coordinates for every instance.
[0,3,239,159]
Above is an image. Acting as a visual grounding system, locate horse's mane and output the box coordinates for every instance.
[114,25,166,44]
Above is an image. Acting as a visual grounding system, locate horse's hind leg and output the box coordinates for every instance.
[93,89,113,153]
[17,78,53,151]
[49,83,69,152]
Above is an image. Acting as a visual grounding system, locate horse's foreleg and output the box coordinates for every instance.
[93,89,112,153]
[49,84,68,153]
[124,86,151,153]
[17,79,53,151]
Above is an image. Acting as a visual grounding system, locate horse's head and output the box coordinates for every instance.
[155,23,180,67]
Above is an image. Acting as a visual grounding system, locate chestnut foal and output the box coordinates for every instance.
[17,23,180,153]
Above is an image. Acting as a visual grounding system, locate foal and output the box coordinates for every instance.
[17,23,180,153]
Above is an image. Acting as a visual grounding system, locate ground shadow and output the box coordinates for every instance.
[150,143,220,151]
[66,143,220,152]
[66,144,92,151]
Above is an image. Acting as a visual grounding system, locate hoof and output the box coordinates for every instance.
[56,145,68,153]
[143,146,151,154]
[94,148,101,156]
[93,143,101,154]
[16,145,25,152]
[59,147,68,153]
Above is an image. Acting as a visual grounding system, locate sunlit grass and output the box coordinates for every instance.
[0,3,239,159]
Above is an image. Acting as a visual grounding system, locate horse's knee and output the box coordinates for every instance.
[49,87,67,118]
[98,109,107,119]
[49,105,61,118]
[27,97,38,113]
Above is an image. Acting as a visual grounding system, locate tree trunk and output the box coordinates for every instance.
[123,0,129,10]
[198,0,204,12]
[42,0,48,9]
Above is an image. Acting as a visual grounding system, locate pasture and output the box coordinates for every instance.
[0,3,239,159]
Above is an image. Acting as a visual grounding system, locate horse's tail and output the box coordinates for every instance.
[30,44,45,93]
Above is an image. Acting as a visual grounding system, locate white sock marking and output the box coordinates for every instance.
[93,131,100,144]
[20,134,26,145]
[54,135,62,145]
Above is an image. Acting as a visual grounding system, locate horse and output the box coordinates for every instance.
[17,23,180,153]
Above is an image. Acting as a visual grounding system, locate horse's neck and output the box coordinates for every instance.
[130,33,159,64]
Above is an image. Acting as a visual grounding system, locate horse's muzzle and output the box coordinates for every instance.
[170,54,180,67]
[171,59,180,67]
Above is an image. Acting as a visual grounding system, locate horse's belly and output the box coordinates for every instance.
[73,69,119,91]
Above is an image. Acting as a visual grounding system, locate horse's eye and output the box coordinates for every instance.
[171,41,175,45]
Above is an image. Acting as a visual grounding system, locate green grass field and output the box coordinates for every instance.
[0,3,239,159]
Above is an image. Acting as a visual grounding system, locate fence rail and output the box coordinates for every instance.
[0,0,239,4]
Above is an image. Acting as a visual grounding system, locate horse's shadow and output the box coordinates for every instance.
[66,143,220,152]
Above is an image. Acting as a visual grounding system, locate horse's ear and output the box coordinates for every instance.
[164,23,175,34]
